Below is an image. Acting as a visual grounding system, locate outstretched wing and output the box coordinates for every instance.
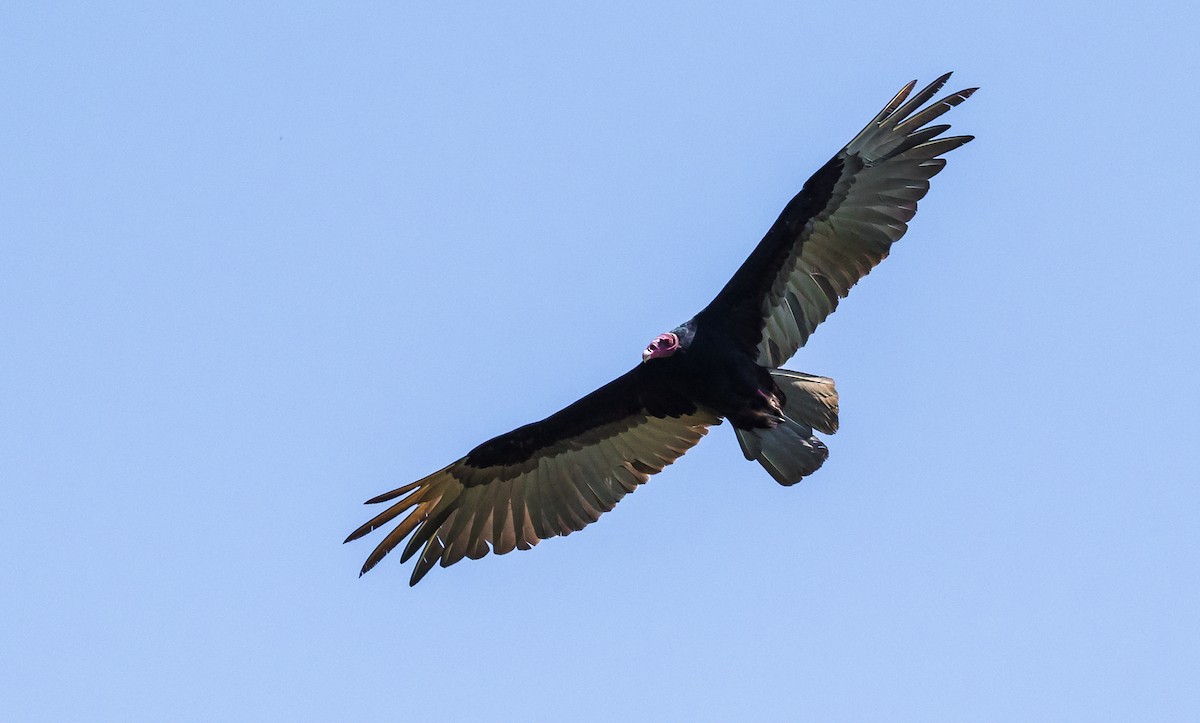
[345,364,719,586]
[699,73,976,367]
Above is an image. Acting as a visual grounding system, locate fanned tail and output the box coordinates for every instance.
[735,370,839,486]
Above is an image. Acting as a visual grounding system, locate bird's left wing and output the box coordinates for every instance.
[345,364,719,585]
[699,73,976,367]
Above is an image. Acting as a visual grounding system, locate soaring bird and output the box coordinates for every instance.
[346,73,975,585]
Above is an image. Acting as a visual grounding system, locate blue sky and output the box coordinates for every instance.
[3,2,1198,720]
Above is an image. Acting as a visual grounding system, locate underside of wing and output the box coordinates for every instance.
[345,366,719,585]
[703,73,976,367]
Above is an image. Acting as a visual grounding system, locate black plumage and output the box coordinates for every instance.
[346,73,976,585]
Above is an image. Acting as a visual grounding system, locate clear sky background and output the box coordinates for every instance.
[3,2,1198,721]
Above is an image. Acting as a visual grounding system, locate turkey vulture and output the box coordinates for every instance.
[346,73,975,585]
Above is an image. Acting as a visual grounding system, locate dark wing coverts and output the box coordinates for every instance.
[345,365,718,585]
[701,73,976,366]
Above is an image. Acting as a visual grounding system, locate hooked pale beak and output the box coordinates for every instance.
[642,332,680,363]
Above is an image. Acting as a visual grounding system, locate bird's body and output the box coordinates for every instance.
[347,73,976,585]
[671,321,782,429]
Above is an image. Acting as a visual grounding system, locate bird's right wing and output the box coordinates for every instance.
[699,73,976,367]
[345,364,719,585]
